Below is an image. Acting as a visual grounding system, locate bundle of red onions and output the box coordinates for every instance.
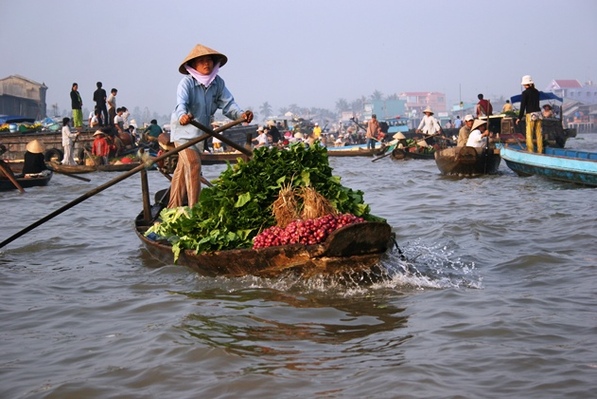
[253,213,365,249]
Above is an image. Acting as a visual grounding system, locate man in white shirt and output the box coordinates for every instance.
[107,88,118,126]
[416,107,441,136]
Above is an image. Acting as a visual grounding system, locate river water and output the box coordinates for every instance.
[1,133,596,399]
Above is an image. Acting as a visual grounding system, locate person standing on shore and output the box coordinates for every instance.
[516,75,542,153]
[167,43,253,208]
[70,83,83,128]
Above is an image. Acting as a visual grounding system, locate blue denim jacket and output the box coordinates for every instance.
[171,75,242,141]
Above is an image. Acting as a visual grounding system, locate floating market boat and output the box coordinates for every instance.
[0,161,52,191]
[500,146,597,187]
[434,146,501,176]
[134,141,396,279]
[46,161,143,174]
[135,209,395,278]
[486,91,575,148]
[326,144,384,157]
[390,147,435,160]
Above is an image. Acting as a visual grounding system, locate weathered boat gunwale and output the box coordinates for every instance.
[136,218,395,278]
[200,152,249,165]
[391,148,435,160]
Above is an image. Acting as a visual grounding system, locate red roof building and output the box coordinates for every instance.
[546,79,597,105]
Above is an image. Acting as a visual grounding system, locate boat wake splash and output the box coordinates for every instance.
[217,239,483,295]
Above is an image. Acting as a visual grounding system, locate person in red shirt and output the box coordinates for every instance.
[92,129,111,165]
[475,94,493,117]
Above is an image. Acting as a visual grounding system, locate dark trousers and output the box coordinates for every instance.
[108,107,116,126]
[96,104,109,126]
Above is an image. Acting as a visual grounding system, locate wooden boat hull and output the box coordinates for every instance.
[0,171,52,191]
[200,152,248,165]
[391,148,435,160]
[326,144,384,157]
[434,146,501,176]
[500,146,597,186]
[47,161,142,174]
[136,216,395,278]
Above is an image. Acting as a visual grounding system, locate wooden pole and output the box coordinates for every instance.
[189,120,253,157]
[45,165,91,182]
[0,160,25,193]
[140,168,152,222]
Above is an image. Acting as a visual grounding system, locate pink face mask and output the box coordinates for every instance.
[185,63,220,88]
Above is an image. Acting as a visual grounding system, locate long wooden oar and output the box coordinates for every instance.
[0,117,246,249]
[371,143,397,162]
[0,160,25,193]
[45,164,91,182]
[189,120,252,157]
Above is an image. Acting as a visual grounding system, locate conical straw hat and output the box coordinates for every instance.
[178,44,228,74]
[471,119,487,131]
[26,139,45,154]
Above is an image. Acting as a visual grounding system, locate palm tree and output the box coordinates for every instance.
[259,102,273,121]
[370,90,384,101]
[335,98,349,114]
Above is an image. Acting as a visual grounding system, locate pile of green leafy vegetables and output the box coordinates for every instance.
[147,143,382,259]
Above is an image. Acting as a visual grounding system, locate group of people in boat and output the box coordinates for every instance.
[450,74,559,153]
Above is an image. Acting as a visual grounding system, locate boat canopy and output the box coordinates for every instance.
[0,115,36,124]
[510,91,563,104]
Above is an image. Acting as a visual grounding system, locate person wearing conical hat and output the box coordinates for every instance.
[465,119,490,148]
[22,139,47,175]
[517,74,542,153]
[91,129,111,165]
[168,43,254,208]
[416,106,441,136]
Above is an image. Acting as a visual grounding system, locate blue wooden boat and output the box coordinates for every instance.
[500,146,597,187]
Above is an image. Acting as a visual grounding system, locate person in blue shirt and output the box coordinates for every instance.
[167,43,253,208]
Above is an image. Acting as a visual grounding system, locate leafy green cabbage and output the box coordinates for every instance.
[148,143,376,257]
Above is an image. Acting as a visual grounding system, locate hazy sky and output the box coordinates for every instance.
[1,0,596,120]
